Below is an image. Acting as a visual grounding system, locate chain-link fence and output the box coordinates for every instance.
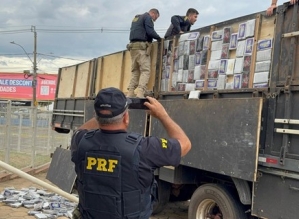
[0,100,72,172]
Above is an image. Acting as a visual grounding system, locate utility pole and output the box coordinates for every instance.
[10,26,38,167]
[31,25,38,167]
[32,25,37,107]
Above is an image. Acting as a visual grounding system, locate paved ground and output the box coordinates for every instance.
[0,172,188,219]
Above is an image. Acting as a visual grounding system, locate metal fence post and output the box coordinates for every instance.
[5,101,12,164]
[47,113,52,154]
[17,114,23,152]
[31,107,38,167]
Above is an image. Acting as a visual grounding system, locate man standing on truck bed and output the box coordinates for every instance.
[164,8,199,39]
[70,87,191,219]
[266,0,298,15]
[127,9,161,98]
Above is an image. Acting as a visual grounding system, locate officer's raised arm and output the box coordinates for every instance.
[144,96,191,156]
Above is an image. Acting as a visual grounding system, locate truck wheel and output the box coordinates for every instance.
[188,184,247,219]
[152,179,171,215]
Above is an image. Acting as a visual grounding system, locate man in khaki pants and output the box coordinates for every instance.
[127,9,161,98]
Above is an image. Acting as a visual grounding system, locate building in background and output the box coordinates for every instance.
[0,72,57,110]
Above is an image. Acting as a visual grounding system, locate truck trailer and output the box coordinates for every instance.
[50,2,299,218]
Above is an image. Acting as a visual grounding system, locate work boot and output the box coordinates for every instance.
[144,90,153,97]
[136,88,145,98]
[127,89,136,98]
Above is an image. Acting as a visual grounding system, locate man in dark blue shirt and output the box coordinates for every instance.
[71,87,191,219]
[165,8,199,39]
[127,9,161,98]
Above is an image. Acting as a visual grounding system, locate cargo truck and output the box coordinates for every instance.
[50,2,299,218]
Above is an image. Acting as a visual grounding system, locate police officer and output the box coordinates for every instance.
[127,9,161,98]
[164,8,199,39]
[71,87,191,219]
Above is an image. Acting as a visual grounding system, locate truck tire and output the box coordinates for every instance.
[152,179,171,215]
[188,184,247,219]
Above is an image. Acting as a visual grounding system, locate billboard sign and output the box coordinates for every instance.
[0,73,57,101]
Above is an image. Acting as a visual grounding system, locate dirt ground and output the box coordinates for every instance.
[0,172,188,219]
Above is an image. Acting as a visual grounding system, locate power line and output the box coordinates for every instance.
[38,53,87,61]
[0,27,168,34]
[0,29,31,34]
[0,53,33,56]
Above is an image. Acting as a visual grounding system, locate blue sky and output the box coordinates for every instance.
[0,0,285,73]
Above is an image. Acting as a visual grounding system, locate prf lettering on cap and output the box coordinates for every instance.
[84,152,121,177]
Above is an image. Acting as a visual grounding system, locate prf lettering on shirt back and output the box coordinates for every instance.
[84,152,121,177]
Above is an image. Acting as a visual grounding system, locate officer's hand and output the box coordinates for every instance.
[144,96,168,119]
[266,5,276,16]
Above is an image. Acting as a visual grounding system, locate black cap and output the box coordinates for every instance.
[94,87,131,118]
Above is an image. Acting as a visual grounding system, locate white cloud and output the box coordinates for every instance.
[0,0,275,72]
